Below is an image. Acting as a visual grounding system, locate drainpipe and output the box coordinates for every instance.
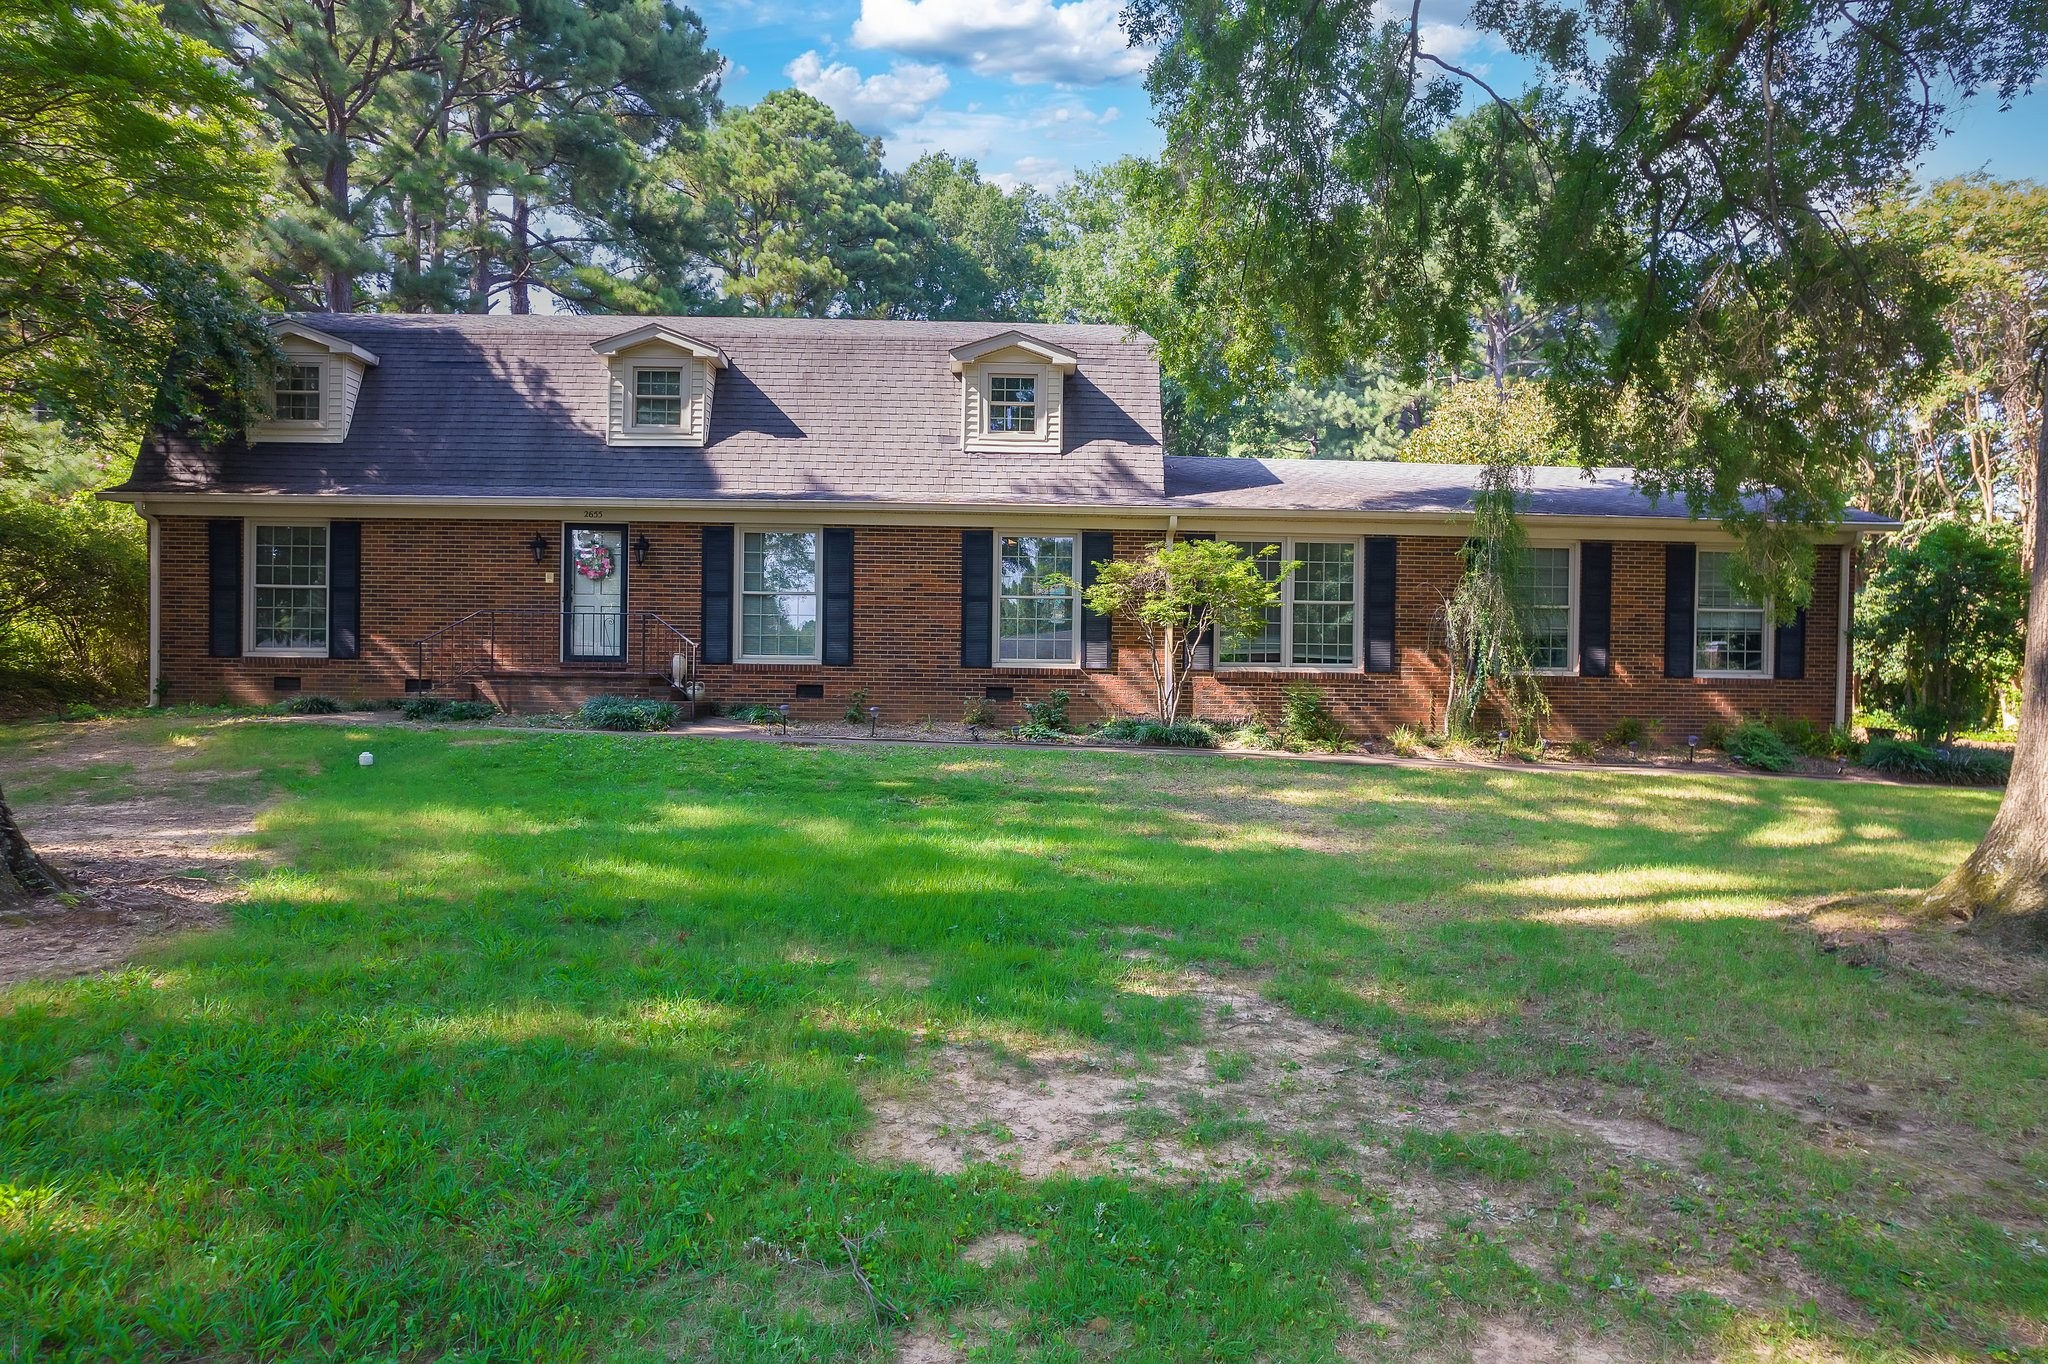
[1834,543,1852,728]
[143,511,162,707]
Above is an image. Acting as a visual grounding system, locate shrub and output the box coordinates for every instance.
[278,694,344,715]
[727,702,784,725]
[961,698,995,727]
[442,700,497,722]
[1723,720,1798,772]
[1862,737,2010,785]
[1762,714,1827,756]
[1020,689,1071,735]
[1821,724,1863,761]
[350,698,382,712]
[1699,719,1730,749]
[1566,738,1596,761]
[580,696,680,731]
[398,695,448,720]
[1280,684,1349,751]
[1226,715,1280,750]
[843,687,870,724]
[1603,717,1650,747]
[1856,518,2026,740]
[1095,717,1219,747]
[1387,724,1424,757]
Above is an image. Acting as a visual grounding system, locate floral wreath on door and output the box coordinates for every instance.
[573,539,616,582]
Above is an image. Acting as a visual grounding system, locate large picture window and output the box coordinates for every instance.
[1515,546,1574,672]
[1217,538,1356,668]
[997,534,1075,664]
[250,523,329,653]
[740,530,820,660]
[1695,550,1768,675]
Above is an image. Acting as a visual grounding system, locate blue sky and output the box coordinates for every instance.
[697,0,2048,191]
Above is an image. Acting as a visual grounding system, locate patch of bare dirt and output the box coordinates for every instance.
[1469,1318,1645,1363]
[860,971,1699,1195]
[959,1231,1033,1267]
[1804,895,2048,1003]
[1,721,261,986]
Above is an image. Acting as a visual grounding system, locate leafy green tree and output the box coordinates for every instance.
[1125,0,2048,930]
[899,153,1046,320]
[656,91,928,316]
[1403,381,1576,467]
[1069,539,1294,721]
[0,0,273,446]
[1857,520,2028,741]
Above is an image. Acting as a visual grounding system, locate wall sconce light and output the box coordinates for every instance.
[633,532,651,567]
[527,532,548,563]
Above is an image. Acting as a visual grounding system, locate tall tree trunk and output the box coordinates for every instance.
[322,137,354,313]
[508,194,532,314]
[1928,395,2048,940]
[0,782,70,908]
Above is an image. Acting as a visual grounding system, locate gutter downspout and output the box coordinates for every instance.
[144,511,162,707]
[1835,542,1852,728]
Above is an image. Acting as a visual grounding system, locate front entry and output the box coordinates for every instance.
[563,524,628,662]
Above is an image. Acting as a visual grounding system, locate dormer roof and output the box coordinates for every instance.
[271,318,380,367]
[589,323,729,367]
[947,330,1079,374]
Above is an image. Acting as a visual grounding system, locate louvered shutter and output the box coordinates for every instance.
[701,526,733,665]
[327,521,361,660]
[1578,542,1611,677]
[1663,544,1696,678]
[822,528,854,666]
[208,519,242,658]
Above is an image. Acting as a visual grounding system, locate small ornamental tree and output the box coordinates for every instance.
[1069,539,1293,722]
[1856,518,2028,740]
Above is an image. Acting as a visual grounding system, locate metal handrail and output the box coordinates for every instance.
[414,609,699,690]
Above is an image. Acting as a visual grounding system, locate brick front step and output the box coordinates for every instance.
[467,673,697,716]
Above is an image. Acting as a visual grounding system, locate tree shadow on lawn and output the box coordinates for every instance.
[2,723,2040,1362]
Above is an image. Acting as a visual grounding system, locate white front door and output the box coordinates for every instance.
[563,525,627,661]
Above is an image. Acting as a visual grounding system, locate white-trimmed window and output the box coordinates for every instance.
[274,363,323,422]
[633,368,685,428]
[1696,550,1768,675]
[988,375,1037,434]
[998,534,1076,665]
[1218,538,1356,669]
[249,523,329,653]
[1516,546,1575,673]
[739,530,820,661]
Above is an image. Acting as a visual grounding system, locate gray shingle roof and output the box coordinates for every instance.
[1163,456,1898,525]
[120,314,1166,504]
[114,313,1893,530]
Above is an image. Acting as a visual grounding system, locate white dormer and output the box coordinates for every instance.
[252,319,379,444]
[951,330,1077,455]
[591,323,728,447]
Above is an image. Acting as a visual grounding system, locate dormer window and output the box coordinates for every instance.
[274,363,323,422]
[633,368,685,428]
[988,375,1037,433]
[249,321,377,444]
[950,331,1077,455]
[591,324,727,447]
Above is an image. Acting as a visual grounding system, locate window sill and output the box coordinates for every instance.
[246,648,330,659]
[1696,670,1772,681]
[733,658,822,668]
[991,660,1080,672]
[1213,665,1363,676]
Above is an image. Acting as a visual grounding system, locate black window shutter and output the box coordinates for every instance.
[1774,608,1808,680]
[207,518,242,658]
[1663,543,1696,678]
[961,530,993,668]
[1578,542,1612,677]
[328,521,361,660]
[1080,530,1114,670]
[1364,536,1397,672]
[701,525,734,665]
[822,527,854,666]
[1179,531,1214,670]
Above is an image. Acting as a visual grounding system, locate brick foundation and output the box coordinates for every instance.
[155,516,1845,741]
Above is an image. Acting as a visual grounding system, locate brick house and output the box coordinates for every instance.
[107,314,1890,739]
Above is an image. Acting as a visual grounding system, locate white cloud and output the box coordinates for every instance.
[785,51,952,132]
[851,0,1150,86]
[989,156,1073,192]
[1371,0,1486,63]
[882,97,1118,168]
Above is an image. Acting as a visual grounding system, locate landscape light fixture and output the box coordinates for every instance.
[776,702,791,734]
[1687,734,1699,763]
[867,704,880,736]
[527,532,548,563]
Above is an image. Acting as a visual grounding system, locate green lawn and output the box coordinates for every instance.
[1,719,2040,1362]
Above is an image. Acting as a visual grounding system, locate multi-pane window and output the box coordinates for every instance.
[988,375,1037,433]
[1695,550,1768,674]
[740,530,820,659]
[1515,547,1573,672]
[1216,538,1355,668]
[998,534,1075,663]
[634,368,684,427]
[1220,541,1284,665]
[251,524,328,652]
[274,363,322,422]
[1291,541,1357,666]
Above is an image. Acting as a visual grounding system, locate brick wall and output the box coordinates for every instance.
[156,516,1844,739]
